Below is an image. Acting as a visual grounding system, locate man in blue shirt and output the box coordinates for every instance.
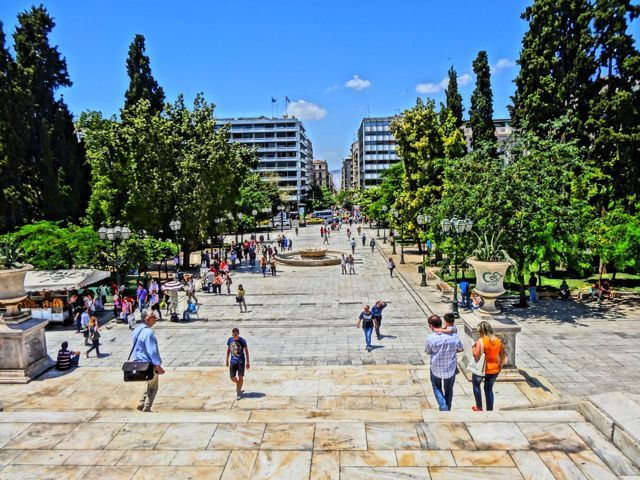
[425,314,463,411]
[136,283,148,312]
[132,310,164,412]
[459,277,471,310]
[371,300,387,340]
[226,328,250,400]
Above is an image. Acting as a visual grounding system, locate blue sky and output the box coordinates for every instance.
[0,1,571,169]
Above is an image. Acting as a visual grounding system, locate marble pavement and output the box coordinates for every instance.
[0,224,638,478]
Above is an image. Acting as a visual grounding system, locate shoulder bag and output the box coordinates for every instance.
[468,337,486,377]
[122,328,155,382]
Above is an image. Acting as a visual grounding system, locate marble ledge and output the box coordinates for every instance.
[420,409,584,424]
[248,409,423,423]
[91,410,251,423]
[0,411,98,423]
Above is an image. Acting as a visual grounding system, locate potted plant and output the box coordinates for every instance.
[0,239,33,320]
[466,230,515,314]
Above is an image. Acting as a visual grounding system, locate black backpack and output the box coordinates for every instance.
[170,312,179,322]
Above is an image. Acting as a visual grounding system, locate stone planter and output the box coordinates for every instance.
[466,258,513,315]
[0,265,54,383]
[0,265,33,322]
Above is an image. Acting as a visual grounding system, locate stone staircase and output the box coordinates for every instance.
[0,366,638,479]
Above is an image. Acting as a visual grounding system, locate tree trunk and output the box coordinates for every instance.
[515,260,528,308]
[182,243,191,269]
[611,268,617,287]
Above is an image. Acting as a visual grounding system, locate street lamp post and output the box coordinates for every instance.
[277,205,285,233]
[416,214,433,287]
[213,218,223,257]
[251,209,258,238]
[98,222,132,288]
[261,207,271,240]
[391,209,399,256]
[236,212,244,243]
[441,217,473,317]
[169,219,182,268]
[382,205,388,244]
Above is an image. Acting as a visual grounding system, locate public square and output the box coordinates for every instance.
[1,226,639,479]
[1,0,639,478]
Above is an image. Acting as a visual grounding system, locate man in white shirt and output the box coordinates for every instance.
[425,314,463,411]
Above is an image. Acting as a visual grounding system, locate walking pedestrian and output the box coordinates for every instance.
[351,237,356,254]
[356,305,376,352]
[340,254,347,275]
[85,316,101,357]
[348,254,356,275]
[369,238,376,253]
[295,226,299,236]
[236,285,248,313]
[371,300,387,340]
[261,256,267,277]
[149,289,162,320]
[323,234,329,245]
[186,276,199,304]
[80,307,91,345]
[225,272,233,296]
[270,257,277,276]
[133,310,164,412]
[361,233,366,247]
[425,314,463,411]
[528,272,537,302]
[226,327,250,400]
[471,321,505,412]
[136,283,147,312]
[288,239,293,251]
[388,258,396,278]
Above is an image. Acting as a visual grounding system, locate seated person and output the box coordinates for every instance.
[56,341,80,370]
[589,282,602,300]
[434,312,457,334]
[559,280,570,300]
[471,292,484,310]
[600,279,611,299]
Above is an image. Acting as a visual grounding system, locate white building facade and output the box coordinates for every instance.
[217,116,313,204]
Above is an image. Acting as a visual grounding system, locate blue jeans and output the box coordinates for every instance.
[529,286,537,302]
[430,371,456,411]
[363,326,373,348]
[472,373,499,411]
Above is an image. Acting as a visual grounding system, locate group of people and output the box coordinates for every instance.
[356,301,388,351]
[424,313,505,412]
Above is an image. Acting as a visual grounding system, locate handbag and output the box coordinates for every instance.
[468,338,486,377]
[122,328,155,382]
[90,329,101,341]
[236,296,242,303]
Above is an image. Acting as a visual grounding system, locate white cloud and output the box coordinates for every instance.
[345,75,372,91]
[286,100,327,120]
[324,84,340,93]
[458,73,473,86]
[492,58,516,74]
[416,71,474,94]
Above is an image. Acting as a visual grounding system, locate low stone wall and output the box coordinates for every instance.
[274,251,343,267]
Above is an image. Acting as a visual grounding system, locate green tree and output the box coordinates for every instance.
[124,34,165,115]
[0,21,33,231]
[469,50,497,152]
[587,0,640,214]
[13,5,87,223]
[510,0,595,141]
[445,66,464,128]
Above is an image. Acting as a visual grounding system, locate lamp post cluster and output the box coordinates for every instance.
[416,214,433,286]
[261,207,271,240]
[277,205,285,233]
[382,205,388,244]
[441,217,473,317]
[98,222,132,287]
[390,208,405,264]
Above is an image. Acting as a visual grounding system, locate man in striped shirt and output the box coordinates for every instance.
[56,342,80,370]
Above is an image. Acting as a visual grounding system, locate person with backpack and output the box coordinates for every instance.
[260,256,268,277]
[85,317,101,357]
[388,258,396,278]
[236,285,247,313]
[356,305,377,352]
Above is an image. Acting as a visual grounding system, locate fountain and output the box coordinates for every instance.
[275,247,342,267]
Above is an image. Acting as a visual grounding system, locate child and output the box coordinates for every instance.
[434,312,458,334]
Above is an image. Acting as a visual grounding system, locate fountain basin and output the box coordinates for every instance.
[275,250,343,267]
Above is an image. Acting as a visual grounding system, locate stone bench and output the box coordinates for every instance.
[436,281,453,295]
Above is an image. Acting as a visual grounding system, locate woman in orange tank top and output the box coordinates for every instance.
[471,321,505,411]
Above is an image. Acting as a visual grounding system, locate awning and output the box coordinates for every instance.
[24,269,111,292]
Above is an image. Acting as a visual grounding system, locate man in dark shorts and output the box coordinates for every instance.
[226,328,250,400]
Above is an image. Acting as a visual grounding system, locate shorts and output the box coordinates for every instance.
[229,362,245,378]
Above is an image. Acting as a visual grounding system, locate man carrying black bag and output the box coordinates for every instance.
[132,310,164,412]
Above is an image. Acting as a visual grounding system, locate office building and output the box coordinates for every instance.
[355,116,400,189]
[217,116,313,204]
[463,119,513,152]
[312,159,333,190]
[341,158,352,191]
